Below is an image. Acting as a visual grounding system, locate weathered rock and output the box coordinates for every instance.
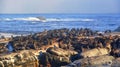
[63,55,114,67]
[81,48,110,58]
[38,47,78,67]
[0,51,39,67]
[47,47,78,57]
[2,59,14,67]
[38,52,71,67]
[111,58,120,67]
[14,52,38,66]
[0,43,8,53]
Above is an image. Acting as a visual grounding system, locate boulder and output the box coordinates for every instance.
[62,55,114,67]
[47,47,78,57]
[0,51,39,67]
[81,48,110,58]
[14,52,38,66]
[39,47,78,67]
[38,52,71,67]
[2,60,14,67]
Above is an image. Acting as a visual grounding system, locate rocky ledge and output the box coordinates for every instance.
[0,28,120,67]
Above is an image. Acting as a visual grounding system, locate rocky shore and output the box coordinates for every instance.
[0,28,120,67]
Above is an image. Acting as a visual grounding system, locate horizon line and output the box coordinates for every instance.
[0,13,120,14]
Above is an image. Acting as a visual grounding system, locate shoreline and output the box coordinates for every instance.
[0,31,120,38]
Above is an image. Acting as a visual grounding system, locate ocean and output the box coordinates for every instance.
[0,14,120,34]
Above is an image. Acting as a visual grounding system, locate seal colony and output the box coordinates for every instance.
[0,28,120,67]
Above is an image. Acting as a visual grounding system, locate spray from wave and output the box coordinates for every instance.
[0,17,95,22]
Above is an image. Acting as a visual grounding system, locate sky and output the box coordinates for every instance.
[0,0,120,14]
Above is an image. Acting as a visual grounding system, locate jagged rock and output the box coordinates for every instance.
[80,48,110,58]
[46,47,78,57]
[2,59,14,67]
[0,43,8,53]
[62,55,114,67]
[14,52,38,66]
[38,52,71,67]
[39,47,78,67]
[0,51,39,67]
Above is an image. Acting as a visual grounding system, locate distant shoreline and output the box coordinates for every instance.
[0,31,120,38]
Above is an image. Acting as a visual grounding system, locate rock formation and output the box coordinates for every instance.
[0,51,38,67]
[80,48,111,58]
[62,55,114,67]
[0,28,120,67]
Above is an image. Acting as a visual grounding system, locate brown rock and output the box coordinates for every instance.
[63,55,114,67]
[47,47,78,57]
[81,48,110,58]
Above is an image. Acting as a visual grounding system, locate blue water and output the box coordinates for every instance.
[0,14,120,34]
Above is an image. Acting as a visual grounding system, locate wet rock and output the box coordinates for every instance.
[80,48,110,58]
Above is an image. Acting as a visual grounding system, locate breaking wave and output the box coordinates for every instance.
[0,17,95,22]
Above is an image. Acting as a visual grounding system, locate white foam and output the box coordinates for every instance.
[80,19,95,22]
[5,18,11,21]
[0,17,95,22]
[13,17,40,21]
[46,18,95,22]
[26,17,40,21]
